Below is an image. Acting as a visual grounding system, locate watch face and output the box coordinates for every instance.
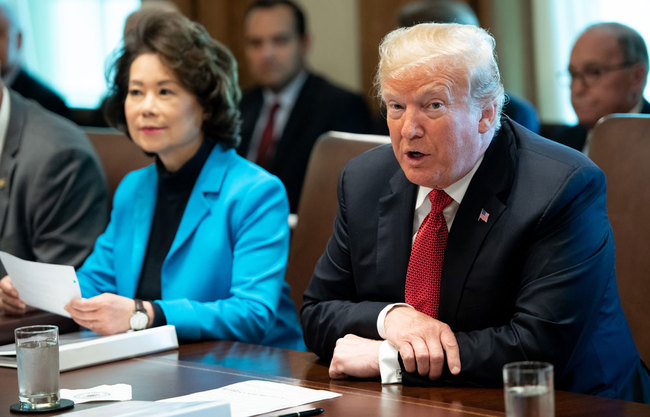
[130,311,148,330]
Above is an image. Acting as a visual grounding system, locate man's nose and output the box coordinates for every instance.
[401,108,424,139]
[261,42,276,60]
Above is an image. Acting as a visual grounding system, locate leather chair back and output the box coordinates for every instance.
[84,128,153,208]
[589,114,650,364]
[285,131,390,313]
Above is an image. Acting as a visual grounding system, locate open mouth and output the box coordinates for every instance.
[408,151,425,158]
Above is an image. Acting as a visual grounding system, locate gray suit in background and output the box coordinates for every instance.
[0,90,109,274]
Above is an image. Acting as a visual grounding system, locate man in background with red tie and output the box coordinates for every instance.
[300,23,650,403]
[238,0,373,213]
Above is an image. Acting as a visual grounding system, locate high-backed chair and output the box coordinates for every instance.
[84,128,153,206]
[285,131,390,313]
[588,114,650,364]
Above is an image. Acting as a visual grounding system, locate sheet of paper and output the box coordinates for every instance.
[160,379,340,417]
[59,400,230,417]
[60,384,132,404]
[0,251,81,317]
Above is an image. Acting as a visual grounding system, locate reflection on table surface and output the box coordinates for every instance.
[0,318,649,416]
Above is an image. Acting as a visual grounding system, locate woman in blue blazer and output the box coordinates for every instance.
[63,12,304,350]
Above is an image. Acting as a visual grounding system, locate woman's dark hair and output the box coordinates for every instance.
[104,10,241,149]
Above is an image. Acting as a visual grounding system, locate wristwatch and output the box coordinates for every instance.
[129,299,149,331]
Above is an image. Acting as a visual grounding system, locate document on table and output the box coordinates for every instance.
[160,380,341,417]
[0,251,81,317]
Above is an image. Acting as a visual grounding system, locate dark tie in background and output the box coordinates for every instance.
[256,102,281,169]
[405,189,453,318]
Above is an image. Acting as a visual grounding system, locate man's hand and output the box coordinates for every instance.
[329,334,382,379]
[0,275,29,315]
[384,306,460,379]
[65,293,138,335]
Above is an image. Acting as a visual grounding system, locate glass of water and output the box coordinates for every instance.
[503,361,554,417]
[14,325,61,411]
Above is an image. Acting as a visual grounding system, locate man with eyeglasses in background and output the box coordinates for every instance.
[556,22,648,154]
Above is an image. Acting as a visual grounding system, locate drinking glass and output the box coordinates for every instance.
[14,325,61,411]
[503,361,554,417]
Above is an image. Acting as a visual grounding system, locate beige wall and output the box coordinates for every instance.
[296,0,363,93]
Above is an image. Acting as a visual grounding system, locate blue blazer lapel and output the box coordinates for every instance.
[438,123,516,322]
[166,146,228,261]
[377,168,417,298]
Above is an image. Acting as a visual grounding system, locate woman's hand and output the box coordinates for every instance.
[0,275,30,315]
[65,293,139,335]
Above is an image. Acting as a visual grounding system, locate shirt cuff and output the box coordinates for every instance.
[151,301,167,328]
[379,340,402,384]
[377,303,412,339]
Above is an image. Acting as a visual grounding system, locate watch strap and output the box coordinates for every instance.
[134,298,146,314]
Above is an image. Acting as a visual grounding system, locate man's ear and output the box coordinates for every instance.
[478,102,497,134]
[301,32,312,55]
[630,62,647,91]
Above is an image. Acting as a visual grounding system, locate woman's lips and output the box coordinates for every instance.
[140,126,164,135]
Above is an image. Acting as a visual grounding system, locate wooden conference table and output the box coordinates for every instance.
[1,329,649,417]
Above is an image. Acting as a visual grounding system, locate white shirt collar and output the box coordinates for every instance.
[0,85,12,158]
[262,70,308,109]
[414,153,485,210]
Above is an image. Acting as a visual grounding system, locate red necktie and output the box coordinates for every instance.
[256,103,280,169]
[405,189,453,319]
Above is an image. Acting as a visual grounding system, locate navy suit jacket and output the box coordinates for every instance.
[238,72,373,212]
[554,99,650,151]
[301,118,650,402]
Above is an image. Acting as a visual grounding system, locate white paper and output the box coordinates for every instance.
[59,400,230,416]
[60,384,132,404]
[160,380,340,417]
[0,251,81,317]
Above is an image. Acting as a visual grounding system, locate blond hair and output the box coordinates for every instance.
[375,23,504,127]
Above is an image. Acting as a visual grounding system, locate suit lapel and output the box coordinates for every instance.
[0,93,25,237]
[439,122,516,322]
[239,89,264,156]
[377,168,417,298]
[165,146,228,261]
[272,74,314,166]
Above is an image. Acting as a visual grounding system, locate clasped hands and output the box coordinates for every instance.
[0,275,147,335]
[329,306,461,380]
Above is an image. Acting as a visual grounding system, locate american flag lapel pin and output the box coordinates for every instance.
[478,208,489,223]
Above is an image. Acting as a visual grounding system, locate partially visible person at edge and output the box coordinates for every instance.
[555,22,649,154]
[0,2,70,119]
[0,11,306,350]
[300,22,650,402]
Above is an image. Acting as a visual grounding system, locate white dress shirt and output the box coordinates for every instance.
[0,85,12,160]
[377,154,484,384]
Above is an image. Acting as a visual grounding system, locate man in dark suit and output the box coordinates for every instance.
[0,78,109,309]
[239,0,373,212]
[0,3,70,119]
[556,22,649,153]
[301,23,650,402]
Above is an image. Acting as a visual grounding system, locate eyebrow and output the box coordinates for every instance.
[382,84,452,102]
[128,79,178,87]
